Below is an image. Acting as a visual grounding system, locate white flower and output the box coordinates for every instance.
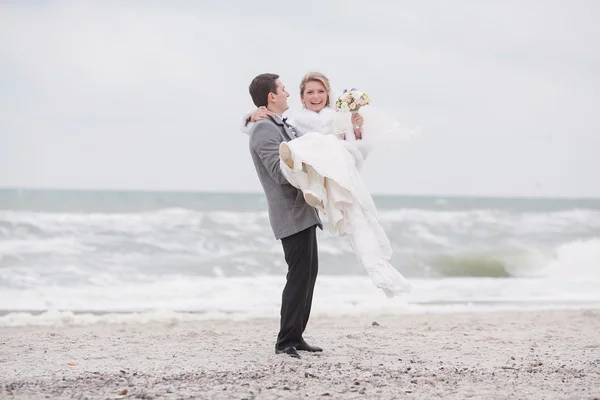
[336,89,371,112]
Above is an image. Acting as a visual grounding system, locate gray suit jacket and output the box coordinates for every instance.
[248,115,322,240]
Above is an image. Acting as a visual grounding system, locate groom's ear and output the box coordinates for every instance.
[267,91,276,103]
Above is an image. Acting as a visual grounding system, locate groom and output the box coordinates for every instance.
[247,73,323,358]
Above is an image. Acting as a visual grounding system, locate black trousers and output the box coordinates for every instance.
[276,225,319,350]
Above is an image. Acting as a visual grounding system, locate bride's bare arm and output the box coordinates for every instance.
[241,107,276,135]
[246,107,275,125]
[351,113,364,140]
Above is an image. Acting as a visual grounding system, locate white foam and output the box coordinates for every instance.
[378,208,600,232]
[0,237,93,255]
[1,274,599,327]
[0,309,216,328]
[5,208,599,241]
[542,238,600,279]
[2,207,600,323]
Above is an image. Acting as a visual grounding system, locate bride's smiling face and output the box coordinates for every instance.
[301,81,328,113]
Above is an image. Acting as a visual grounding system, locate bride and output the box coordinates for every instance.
[242,72,411,297]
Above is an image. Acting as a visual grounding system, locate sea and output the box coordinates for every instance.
[1,188,599,327]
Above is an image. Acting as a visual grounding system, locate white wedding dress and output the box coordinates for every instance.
[243,107,412,297]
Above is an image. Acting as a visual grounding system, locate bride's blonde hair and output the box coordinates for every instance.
[299,72,332,107]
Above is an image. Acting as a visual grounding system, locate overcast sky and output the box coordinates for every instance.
[1,0,599,197]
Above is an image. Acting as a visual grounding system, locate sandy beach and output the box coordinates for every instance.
[1,309,599,399]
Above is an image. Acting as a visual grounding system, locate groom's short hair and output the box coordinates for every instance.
[249,73,279,108]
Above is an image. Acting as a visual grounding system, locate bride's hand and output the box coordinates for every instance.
[250,106,275,122]
[351,113,364,139]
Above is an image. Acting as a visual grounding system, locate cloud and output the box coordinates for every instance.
[1,1,599,197]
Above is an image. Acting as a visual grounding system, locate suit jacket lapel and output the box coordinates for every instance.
[268,115,294,141]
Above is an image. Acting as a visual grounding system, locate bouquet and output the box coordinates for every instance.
[335,88,370,114]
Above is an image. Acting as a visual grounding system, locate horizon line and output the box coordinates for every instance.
[1,186,599,201]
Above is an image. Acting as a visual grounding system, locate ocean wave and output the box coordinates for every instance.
[2,208,599,250]
[3,206,600,223]
[0,309,219,328]
[1,208,599,282]
[542,238,600,278]
[424,238,600,279]
[379,208,600,233]
[425,248,548,278]
[2,275,600,327]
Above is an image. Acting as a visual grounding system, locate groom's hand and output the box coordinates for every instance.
[251,106,275,122]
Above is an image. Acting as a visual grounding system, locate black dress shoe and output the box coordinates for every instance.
[296,340,323,352]
[275,346,300,358]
